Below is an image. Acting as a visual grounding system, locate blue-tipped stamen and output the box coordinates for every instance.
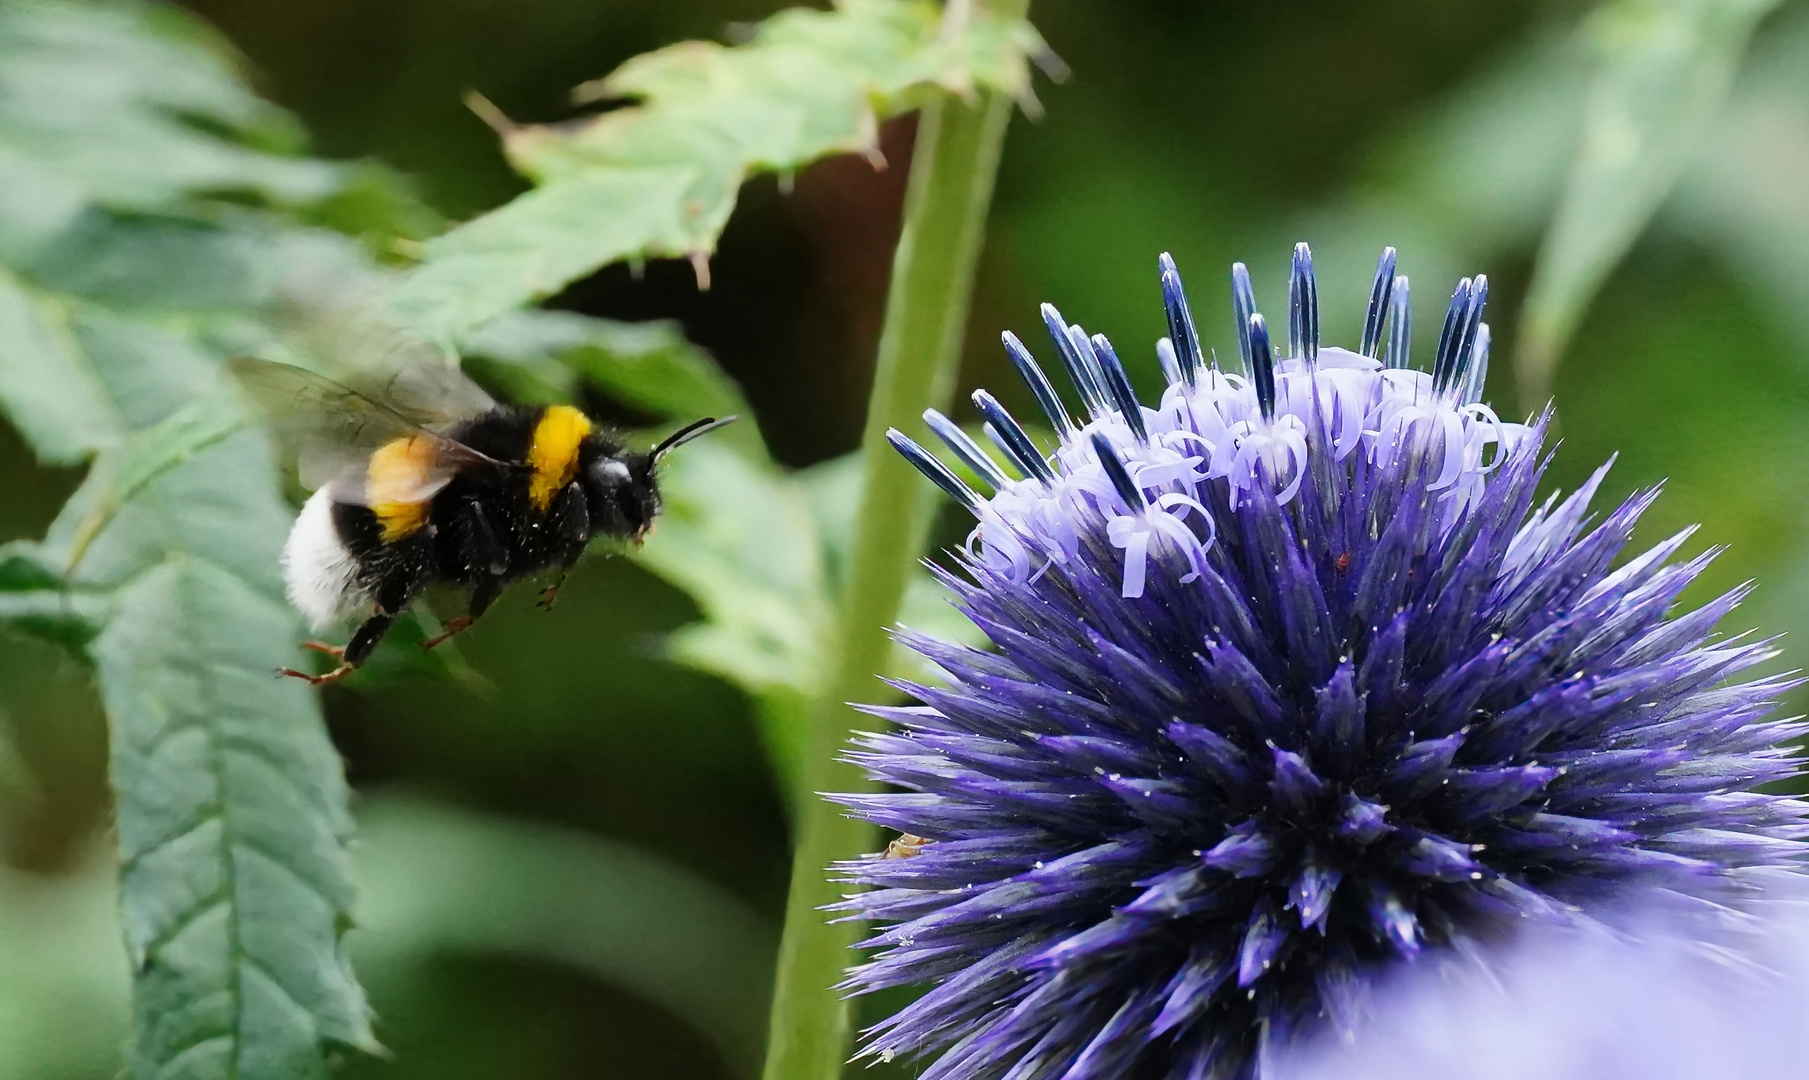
[1386,275,1412,370]
[1042,304,1108,416]
[1248,312,1277,419]
[923,409,1009,491]
[887,429,981,512]
[1450,275,1488,397]
[1158,253,1203,388]
[1232,262,1257,372]
[973,390,1056,483]
[1090,432,1147,511]
[1288,242,1319,361]
[1156,338,1183,386]
[1002,331,1076,437]
[1431,277,1473,394]
[1090,332,1149,443]
[1064,326,1116,420]
[980,423,1017,478]
[1361,247,1398,358]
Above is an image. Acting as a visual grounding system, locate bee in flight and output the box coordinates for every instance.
[230,355,733,685]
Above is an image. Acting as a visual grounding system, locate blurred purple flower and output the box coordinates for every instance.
[833,243,1808,1080]
[1275,880,1809,1080]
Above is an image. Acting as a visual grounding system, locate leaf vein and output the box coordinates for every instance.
[140,887,232,963]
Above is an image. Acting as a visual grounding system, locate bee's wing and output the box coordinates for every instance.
[344,334,499,428]
[228,356,509,504]
[264,262,500,429]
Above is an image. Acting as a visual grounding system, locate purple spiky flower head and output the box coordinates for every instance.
[835,243,1808,1080]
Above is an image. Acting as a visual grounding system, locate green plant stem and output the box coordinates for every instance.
[760,16,1027,1080]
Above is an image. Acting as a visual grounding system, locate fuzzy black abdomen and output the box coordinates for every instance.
[332,500,433,613]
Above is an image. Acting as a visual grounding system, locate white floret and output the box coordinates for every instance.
[282,488,369,632]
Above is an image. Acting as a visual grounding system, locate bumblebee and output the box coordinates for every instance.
[230,355,732,684]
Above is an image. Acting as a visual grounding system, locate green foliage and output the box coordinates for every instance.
[1516,0,1782,399]
[0,2,386,1076]
[387,0,1045,344]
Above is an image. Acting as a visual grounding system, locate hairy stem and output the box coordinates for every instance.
[760,12,1027,1079]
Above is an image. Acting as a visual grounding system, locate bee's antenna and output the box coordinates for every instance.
[652,415,737,461]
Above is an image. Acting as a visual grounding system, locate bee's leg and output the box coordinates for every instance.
[419,617,469,651]
[539,483,590,611]
[282,612,395,684]
[419,498,508,649]
[470,575,504,618]
[279,664,355,686]
[344,612,399,667]
[336,560,423,665]
[374,560,426,617]
[536,575,566,611]
[422,576,502,651]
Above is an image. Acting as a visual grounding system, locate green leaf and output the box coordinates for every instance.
[293,160,449,257]
[66,378,251,568]
[0,575,110,651]
[388,0,1045,343]
[0,3,385,1077]
[0,541,110,649]
[0,540,64,591]
[99,531,374,1078]
[0,0,343,233]
[0,794,776,1079]
[23,208,279,314]
[17,390,379,1080]
[39,398,379,1078]
[388,170,697,346]
[0,269,117,463]
[1515,0,1781,401]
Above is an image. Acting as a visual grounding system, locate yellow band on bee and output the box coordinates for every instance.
[528,405,593,512]
[368,434,439,541]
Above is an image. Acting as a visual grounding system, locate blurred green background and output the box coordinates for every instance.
[3,0,1809,1077]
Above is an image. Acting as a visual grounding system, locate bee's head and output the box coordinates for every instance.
[579,416,734,544]
[581,450,660,544]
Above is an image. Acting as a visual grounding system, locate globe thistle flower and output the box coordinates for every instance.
[835,243,1808,1080]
